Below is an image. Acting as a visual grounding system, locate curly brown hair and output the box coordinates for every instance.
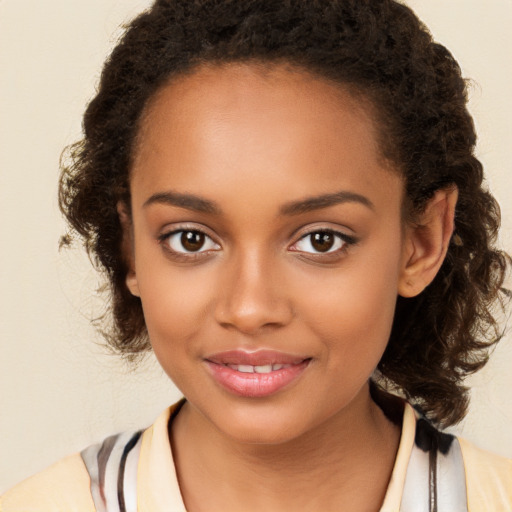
[59,0,510,426]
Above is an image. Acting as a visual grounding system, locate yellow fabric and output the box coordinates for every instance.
[379,404,416,511]
[2,401,511,511]
[137,402,186,512]
[459,436,512,511]
[0,454,95,512]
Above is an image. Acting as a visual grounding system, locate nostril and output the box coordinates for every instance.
[214,297,293,333]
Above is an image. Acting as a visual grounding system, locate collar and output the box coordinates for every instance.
[136,399,417,512]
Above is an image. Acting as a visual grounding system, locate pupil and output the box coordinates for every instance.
[181,231,205,251]
[311,232,334,252]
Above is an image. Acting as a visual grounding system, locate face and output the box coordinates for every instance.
[127,63,409,444]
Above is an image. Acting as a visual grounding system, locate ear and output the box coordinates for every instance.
[398,186,458,298]
[117,201,140,297]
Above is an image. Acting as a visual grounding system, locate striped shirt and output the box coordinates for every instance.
[2,400,511,511]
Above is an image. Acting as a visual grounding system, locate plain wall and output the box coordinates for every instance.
[1,0,511,492]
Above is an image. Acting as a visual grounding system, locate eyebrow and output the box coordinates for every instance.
[143,189,374,216]
[280,191,375,215]
[143,191,221,214]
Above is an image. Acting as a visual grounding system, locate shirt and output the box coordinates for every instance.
[1,400,511,511]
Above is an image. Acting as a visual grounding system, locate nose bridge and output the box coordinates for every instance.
[215,244,292,333]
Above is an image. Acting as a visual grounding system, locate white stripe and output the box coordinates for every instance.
[400,436,468,511]
[102,431,137,512]
[81,442,108,512]
[400,441,430,512]
[437,438,468,511]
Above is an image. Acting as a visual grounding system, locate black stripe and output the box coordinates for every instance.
[117,431,143,512]
[429,444,438,512]
[415,417,453,512]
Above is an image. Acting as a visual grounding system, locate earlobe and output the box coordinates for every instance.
[126,272,140,297]
[398,186,458,298]
[117,201,140,297]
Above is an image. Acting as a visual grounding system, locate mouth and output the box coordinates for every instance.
[204,350,312,398]
[221,362,296,373]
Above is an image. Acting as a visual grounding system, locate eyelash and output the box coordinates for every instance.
[158,227,221,261]
[158,227,357,262]
[289,229,357,258]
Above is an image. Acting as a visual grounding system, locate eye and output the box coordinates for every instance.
[164,229,220,254]
[291,230,354,254]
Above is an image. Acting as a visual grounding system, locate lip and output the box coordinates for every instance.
[204,350,311,398]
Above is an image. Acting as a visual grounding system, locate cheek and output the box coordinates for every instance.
[135,259,216,355]
[293,239,402,367]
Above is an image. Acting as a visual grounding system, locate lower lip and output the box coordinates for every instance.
[205,360,311,398]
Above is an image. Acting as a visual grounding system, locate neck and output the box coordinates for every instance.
[170,384,401,512]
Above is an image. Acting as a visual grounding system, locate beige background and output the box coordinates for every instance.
[1,0,511,492]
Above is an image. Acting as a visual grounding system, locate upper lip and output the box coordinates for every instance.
[205,350,309,366]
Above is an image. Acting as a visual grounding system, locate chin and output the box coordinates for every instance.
[204,399,321,446]
[223,420,308,446]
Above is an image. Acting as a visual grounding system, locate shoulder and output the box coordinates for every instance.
[0,453,95,512]
[0,402,183,512]
[458,436,512,511]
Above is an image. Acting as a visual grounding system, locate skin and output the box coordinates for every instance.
[123,63,457,512]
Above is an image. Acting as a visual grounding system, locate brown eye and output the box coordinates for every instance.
[164,229,220,254]
[181,231,205,252]
[311,232,335,252]
[291,230,351,255]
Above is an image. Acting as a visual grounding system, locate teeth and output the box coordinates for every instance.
[226,363,292,373]
[272,363,292,371]
[254,364,272,373]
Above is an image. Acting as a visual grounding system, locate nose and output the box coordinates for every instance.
[214,250,294,335]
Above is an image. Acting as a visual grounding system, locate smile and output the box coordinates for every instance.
[225,363,292,373]
[204,350,311,398]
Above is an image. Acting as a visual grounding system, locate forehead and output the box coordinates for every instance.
[130,63,402,214]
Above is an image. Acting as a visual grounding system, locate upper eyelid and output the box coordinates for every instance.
[292,226,356,242]
[289,219,355,235]
[159,223,218,240]
[299,227,347,237]
[295,232,350,243]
